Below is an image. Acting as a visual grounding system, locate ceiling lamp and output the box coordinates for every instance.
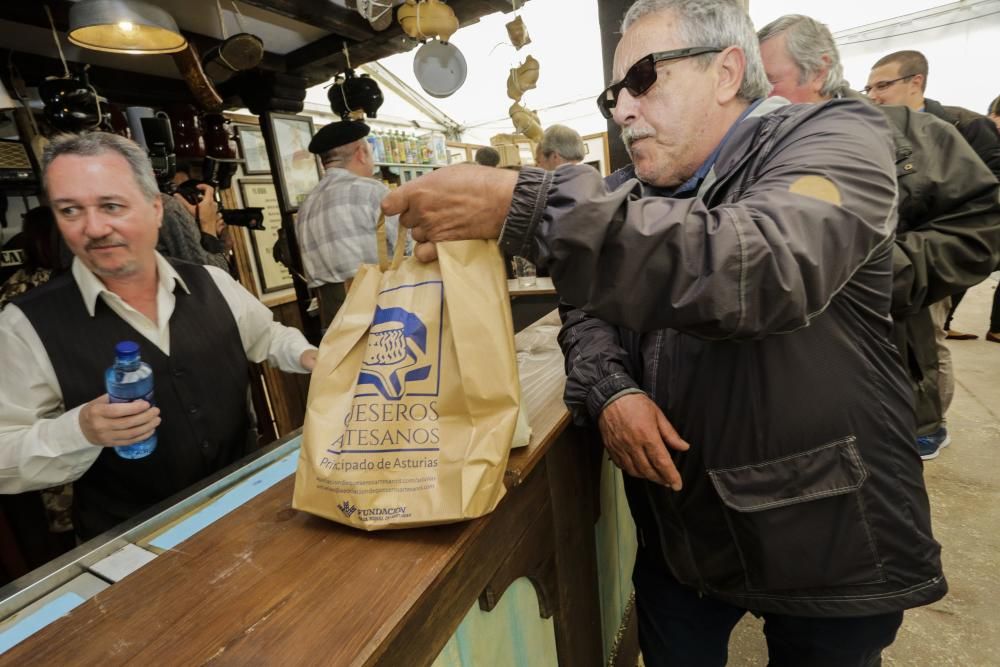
[68,0,188,55]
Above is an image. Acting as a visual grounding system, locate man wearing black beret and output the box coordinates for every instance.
[295,120,406,329]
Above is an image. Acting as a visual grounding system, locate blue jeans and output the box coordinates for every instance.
[633,549,904,666]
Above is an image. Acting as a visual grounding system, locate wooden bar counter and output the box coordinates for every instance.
[0,314,634,666]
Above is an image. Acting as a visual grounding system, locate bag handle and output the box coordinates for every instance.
[376,213,408,271]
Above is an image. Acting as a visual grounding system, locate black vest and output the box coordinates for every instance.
[15,261,251,539]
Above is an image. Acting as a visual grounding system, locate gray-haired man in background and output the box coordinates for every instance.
[758,15,1000,461]
[535,124,586,170]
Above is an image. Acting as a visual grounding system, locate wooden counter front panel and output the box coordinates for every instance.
[0,314,597,666]
[0,462,556,666]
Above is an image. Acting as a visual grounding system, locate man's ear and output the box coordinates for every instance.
[812,55,831,94]
[716,46,746,103]
[152,194,163,230]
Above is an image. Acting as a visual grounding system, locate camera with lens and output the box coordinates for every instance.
[173,178,204,207]
[171,177,264,231]
[145,114,264,231]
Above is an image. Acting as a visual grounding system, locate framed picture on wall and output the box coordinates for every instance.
[235,124,271,175]
[265,112,324,212]
[238,179,294,293]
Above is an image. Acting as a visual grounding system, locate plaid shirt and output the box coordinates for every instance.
[295,168,404,286]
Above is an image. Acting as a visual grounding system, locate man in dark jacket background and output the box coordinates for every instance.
[384,0,947,664]
[866,49,1000,453]
[759,16,1000,461]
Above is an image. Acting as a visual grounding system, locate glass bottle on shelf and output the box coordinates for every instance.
[382,131,394,163]
[430,134,447,165]
[395,132,407,164]
[420,135,432,165]
[403,133,414,164]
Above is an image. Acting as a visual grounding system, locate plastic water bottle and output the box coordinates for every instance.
[105,341,157,459]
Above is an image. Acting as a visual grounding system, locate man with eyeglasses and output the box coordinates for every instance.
[867,49,1000,444]
[759,16,1000,465]
[384,1,945,663]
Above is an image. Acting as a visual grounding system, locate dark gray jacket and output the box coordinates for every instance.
[923,97,1000,178]
[879,104,1000,433]
[501,98,946,616]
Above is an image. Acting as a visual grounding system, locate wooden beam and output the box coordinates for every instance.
[286,0,529,85]
[10,52,191,107]
[236,0,375,42]
[284,33,347,73]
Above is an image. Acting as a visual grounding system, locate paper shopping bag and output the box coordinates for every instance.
[293,218,521,529]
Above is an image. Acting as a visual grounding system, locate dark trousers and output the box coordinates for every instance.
[992,283,1000,332]
[633,550,904,667]
[944,290,965,330]
[947,284,1000,332]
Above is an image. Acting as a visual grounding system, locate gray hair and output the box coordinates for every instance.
[42,131,159,201]
[538,125,585,162]
[757,15,849,98]
[321,139,365,166]
[622,0,770,101]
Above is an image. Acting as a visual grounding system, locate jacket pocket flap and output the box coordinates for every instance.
[708,436,867,513]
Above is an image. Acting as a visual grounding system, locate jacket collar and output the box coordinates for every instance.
[696,96,788,198]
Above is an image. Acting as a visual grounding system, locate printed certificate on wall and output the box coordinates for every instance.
[239,179,293,293]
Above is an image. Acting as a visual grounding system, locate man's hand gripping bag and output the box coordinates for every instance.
[293,219,520,529]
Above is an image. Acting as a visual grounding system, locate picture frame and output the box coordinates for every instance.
[238,179,294,293]
[264,112,323,212]
[235,124,271,175]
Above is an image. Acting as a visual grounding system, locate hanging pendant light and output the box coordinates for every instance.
[68,0,188,55]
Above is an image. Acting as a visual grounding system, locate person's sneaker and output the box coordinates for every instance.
[986,331,1000,344]
[945,329,978,340]
[916,427,951,460]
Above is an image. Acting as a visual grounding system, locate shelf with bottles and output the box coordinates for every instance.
[367,129,448,167]
[374,162,445,168]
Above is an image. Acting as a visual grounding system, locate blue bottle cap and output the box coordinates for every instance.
[115,341,140,357]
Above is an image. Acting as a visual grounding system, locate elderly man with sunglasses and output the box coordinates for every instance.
[384,0,945,663]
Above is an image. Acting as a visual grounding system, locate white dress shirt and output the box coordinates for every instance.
[0,253,315,493]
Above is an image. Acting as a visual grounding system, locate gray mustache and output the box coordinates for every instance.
[621,127,655,148]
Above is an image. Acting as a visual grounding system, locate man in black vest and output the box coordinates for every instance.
[0,132,317,540]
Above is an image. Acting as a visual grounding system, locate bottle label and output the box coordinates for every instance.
[109,389,154,405]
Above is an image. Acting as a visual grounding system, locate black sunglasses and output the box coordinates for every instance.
[596,46,723,119]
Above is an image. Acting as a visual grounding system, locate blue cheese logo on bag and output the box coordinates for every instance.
[356,281,443,401]
[358,304,436,400]
[322,280,444,473]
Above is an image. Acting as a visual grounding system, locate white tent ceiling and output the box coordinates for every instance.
[302,0,998,144]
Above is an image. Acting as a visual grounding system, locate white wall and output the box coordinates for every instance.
[837,6,1000,115]
[375,0,607,146]
[750,1,1000,115]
